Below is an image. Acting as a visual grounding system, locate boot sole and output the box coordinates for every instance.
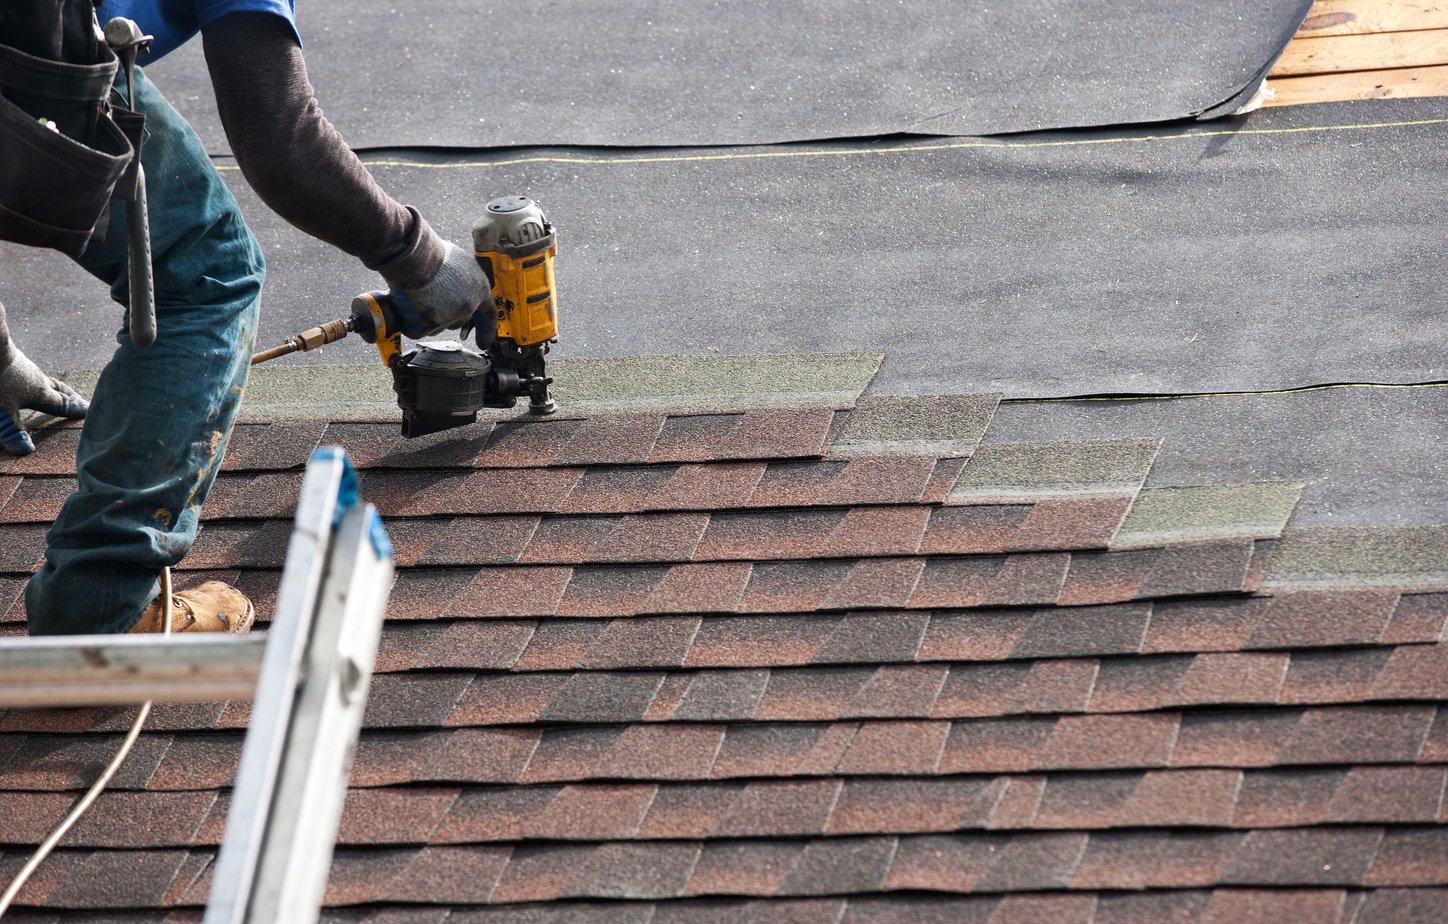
[230,599,257,634]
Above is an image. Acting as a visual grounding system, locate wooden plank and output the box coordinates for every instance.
[1263,63,1448,105]
[1272,29,1448,75]
[0,634,264,706]
[1297,0,1448,37]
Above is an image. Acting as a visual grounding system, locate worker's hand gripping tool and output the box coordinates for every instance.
[353,197,558,437]
[251,197,559,438]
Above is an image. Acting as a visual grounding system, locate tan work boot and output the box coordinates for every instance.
[129,580,256,634]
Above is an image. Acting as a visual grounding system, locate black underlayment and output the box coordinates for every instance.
[146,0,1312,152]
[985,387,1448,528]
[5,99,1442,398]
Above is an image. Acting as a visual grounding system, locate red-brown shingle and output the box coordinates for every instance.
[7,402,1441,920]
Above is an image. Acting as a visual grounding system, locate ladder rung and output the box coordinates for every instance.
[0,634,266,706]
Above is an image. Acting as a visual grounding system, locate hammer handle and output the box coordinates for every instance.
[127,167,156,347]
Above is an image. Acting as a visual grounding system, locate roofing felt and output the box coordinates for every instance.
[1,386,1445,920]
[10,100,1446,399]
[146,0,1312,151]
[985,385,1448,528]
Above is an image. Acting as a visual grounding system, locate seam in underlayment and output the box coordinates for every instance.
[1002,379,1448,405]
[208,117,1448,172]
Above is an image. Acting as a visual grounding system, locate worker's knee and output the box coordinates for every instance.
[156,198,265,327]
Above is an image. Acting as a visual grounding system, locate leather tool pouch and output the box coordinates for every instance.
[0,15,135,256]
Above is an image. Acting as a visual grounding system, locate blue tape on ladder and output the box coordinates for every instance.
[366,508,394,561]
[307,446,357,528]
[310,446,392,561]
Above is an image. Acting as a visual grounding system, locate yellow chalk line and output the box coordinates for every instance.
[208,116,1448,172]
[1004,380,1448,405]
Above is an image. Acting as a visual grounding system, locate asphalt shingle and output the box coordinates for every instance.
[3,392,1443,919]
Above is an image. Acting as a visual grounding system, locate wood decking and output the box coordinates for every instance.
[1264,0,1448,106]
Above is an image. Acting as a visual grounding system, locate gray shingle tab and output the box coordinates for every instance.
[1113,482,1304,549]
[950,439,1162,504]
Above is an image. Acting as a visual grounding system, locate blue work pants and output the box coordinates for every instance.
[25,68,264,635]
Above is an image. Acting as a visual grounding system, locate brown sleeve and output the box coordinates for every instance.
[200,12,444,290]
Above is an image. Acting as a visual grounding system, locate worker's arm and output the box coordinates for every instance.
[0,302,89,456]
[200,12,484,333]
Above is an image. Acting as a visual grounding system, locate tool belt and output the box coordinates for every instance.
[0,8,138,256]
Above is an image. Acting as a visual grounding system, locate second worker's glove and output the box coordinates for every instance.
[388,242,490,339]
[0,340,89,456]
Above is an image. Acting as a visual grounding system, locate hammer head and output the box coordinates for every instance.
[103,17,150,51]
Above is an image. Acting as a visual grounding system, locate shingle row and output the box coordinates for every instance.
[0,456,971,525]
[356,645,1448,727]
[13,703,1437,776]
[7,828,1446,908]
[205,505,1128,572]
[10,766,1446,849]
[370,542,1261,620]
[367,593,1447,673]
[11,583,1437,656]
[382,706,1447,782]
[371,503,1123,567]
[5,888,1446,924]
[0,730,214,791]
[7,703,1444,791]
[4,528,1252,602]
[1,501,1138,570]
[0,410,842,479]
[345,767,1448,843]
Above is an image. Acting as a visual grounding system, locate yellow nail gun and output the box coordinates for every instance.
[252,197,559,437]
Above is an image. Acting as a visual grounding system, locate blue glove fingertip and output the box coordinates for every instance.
[55,383,90,419]
[470,308,496,349]
[386,288,427,340]
[0,411,35,456]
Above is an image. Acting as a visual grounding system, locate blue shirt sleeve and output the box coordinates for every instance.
[96,0,299,63]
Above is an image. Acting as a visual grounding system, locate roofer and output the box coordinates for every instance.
[1,0,488,635]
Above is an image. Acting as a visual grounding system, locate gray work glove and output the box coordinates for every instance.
[387,242,491,339]
[0,303,89,456]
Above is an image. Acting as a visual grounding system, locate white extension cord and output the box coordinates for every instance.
[0,567,174,917]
